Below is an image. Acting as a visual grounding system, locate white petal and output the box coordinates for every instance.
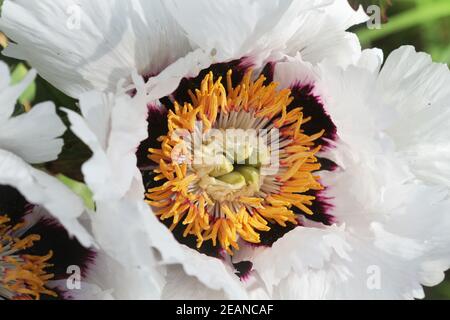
[371,185,450,287]
[274,235,426,299]
[0,61,63,163]
[270,49,450,298]
[312,46,450,188]
[235,225,350,294]
[174,245,248,299]
[308,156,450,298]
[0,149,93,247]
[356,48,384,72]
[0,61,36,121]
[273,54,319,89]
[162,265,227,300]
[0,101,65,163]
[64,89,148,200]
[144,48,214,100]
[377,46,450,187]
[67,84,248,298]
[88,201,168,299]
[285,1,367,66]
[0,0,193,98]
[164,0,324,64]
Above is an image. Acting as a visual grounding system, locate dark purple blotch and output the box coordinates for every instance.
[233,261,253,281]
[289,83,337,148]
[0,185,95,300]
[161,218,222,259]
[136,103,168,169]
[257,221,299,247]
[172,58,253,107]
[294,188,335,226]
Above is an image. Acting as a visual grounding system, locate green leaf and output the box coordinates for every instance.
[57,174,96,210]
[357,1,450,46]
[11,63,36,105]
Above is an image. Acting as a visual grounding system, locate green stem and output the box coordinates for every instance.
[357,1,450,45]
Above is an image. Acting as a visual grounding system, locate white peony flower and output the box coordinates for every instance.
[58,45,450,300]
[3,0,449,300]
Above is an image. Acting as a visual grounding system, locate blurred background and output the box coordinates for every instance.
[352,0,450,65]
[0,0,449,299]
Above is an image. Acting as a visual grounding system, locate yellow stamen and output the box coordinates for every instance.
[147,69,324,254]
[0,215,57,300]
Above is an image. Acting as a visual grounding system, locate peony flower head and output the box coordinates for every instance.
[56,45,450,300]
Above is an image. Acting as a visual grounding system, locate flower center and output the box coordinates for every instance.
[146,70,324,255]
[0,215,56,300]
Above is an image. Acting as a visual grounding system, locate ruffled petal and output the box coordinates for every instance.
[0,149,93,247]
[377,46,450,187]
[64,88,148,200]
[0,0,194,97]
[234,225,350,295]
[164,0,325,63]
[284,1,367,66]
[0,101,65,164]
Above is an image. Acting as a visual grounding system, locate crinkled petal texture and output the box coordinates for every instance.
[0,62,65,163]
[313,46,450,189]
[64,79,248,299]
[378,48,450,188]
[0,0,365,99]
[163,0,366,65]
[0,0,194,98]
[0,61,92,247]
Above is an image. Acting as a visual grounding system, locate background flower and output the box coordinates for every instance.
[0,61,94,300]
[0,60,92,248]
[0,0,367,99]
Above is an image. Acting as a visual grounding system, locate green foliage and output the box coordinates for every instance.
[57,174,95,210]
[355,0,450,65]
[10,63,36,106]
